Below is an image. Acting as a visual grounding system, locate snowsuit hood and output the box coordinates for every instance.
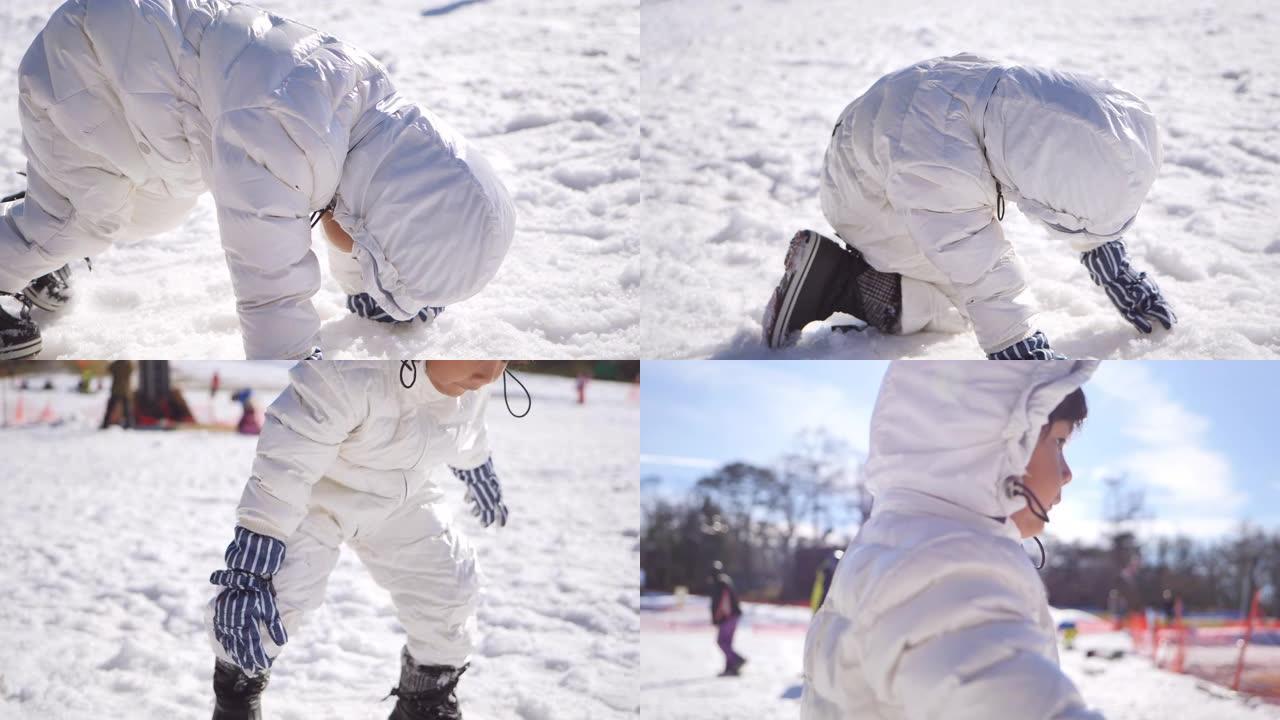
[334,102,516,321]
[800,360,1104,720]
[984,64,1163,246]
[866,360,1098,521]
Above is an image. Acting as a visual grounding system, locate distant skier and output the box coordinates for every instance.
[205,360,517,720]
[99,359,134,429]
[802,360,1106,719]
[0,0,515,360]
[763,54,1174,358]
[230,388,260,435]
[709,560,747,676]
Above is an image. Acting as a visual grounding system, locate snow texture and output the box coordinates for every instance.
[640,0,1280,359]
[640,595,1280,719]
[0,0,640,359]
[0,370,640,718]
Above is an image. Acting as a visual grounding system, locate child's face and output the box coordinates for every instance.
[425,361,508,397]
[1012,419,1076,538]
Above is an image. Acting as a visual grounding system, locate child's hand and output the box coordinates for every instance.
[209,526,289,675]
[987,331,1066,360]
[451,457,509,528]
[1081,239,1177,333]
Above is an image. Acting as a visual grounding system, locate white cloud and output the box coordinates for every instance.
[640,454,722,470]
[1071,363,1243,541]
[645,360,877,460]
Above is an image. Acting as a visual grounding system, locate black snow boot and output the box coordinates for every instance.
[387,647,467,720]
[22,264,73,312]
[0,293,41,360]
[762,229,902,348]
[212,659,270,720]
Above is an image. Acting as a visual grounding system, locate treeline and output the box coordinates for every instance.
[1042,529,1280,617]
[641,435,1279,616]
[642,429,868,602]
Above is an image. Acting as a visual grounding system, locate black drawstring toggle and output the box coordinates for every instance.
[995,181,1006,221]
[400,361,531,419]
[503,369,531,418]
[1007,477,1049,569]
[400,360,417,389]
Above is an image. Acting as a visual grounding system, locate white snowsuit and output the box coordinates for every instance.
[2,0,515,359]
[204,360,493,668]
[820,54,1162,353]
[801,360,1104,720]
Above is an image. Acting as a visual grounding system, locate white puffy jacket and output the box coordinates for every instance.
[820,54,1161,352]
[801,360,1104,720]
[2,0,514,358]
[237,360,491,542]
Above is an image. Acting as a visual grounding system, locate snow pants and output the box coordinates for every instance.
[819,139,972,339]
[0,0,204,293]
[717,616,743,669]
[206,490,481,669]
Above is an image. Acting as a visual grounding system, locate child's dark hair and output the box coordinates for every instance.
[1047,388,1088,431]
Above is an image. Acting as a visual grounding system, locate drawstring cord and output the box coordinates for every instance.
[400,360,417,389]
[1007,477,1049,569]
[400,360,532,419]
[995,181,1006,221]
[1030,536,1046,570]
[310,198,336,229]
[503,368,531,418]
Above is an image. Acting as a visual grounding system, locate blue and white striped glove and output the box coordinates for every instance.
[346,293,444,324]
[1081,239,1176,334]
[988,331,1067,360]
[209,526,289,676]
[451,457,509,528]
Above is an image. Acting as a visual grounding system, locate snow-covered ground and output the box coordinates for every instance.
[640,0,1280,358]
[640,595,1280,719]
[0,0,640,358]
[0,369,640,719]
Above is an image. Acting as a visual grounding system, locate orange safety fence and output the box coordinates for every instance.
[1130,590,1280,705]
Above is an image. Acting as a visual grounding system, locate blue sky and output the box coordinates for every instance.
[641,361,1280,542]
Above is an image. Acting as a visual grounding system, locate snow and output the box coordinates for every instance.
[640,595,1280,719]
[0,370,640,719]
[0,0,640,359]
[640,0,1280,358]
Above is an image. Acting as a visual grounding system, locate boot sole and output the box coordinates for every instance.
[0,336,41,360]
[764,230,824,348]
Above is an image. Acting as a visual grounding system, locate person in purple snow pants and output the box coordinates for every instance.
[709,560,747,676]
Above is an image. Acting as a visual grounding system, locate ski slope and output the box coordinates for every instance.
[640,595,1280,720]
[0,370,640,719]
[0,0,640,359]
[640,0,1280,358]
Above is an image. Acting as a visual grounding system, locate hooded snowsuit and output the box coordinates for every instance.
[820,54,1161,353]
[2,0,515,358]
[204,360,493,668]
[801,360,1104,720]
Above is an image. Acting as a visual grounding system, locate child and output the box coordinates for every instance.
[763,54,1174,359]
[802,360,1104,719]
[206,360,512,720]
[0,0,515,360]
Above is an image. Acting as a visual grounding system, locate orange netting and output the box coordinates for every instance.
[1129,590,1280,705]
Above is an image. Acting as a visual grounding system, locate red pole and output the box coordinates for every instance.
[1232,589,1262,691]
[1173,596,1185,674]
